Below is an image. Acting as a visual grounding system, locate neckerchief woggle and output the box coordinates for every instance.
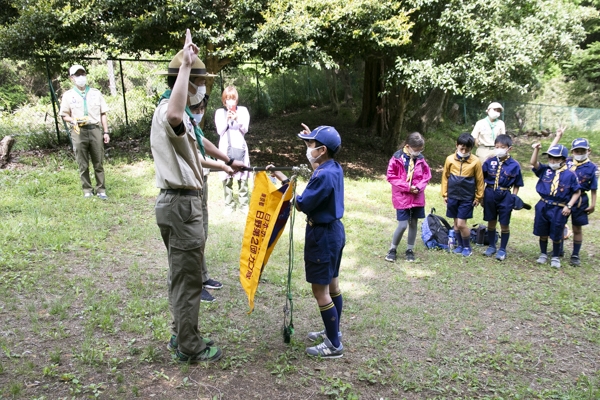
[158,89,206,157]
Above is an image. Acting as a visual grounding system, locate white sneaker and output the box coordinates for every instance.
[536,253,548,264]
[306,337,343,358]
[551,257,561,269]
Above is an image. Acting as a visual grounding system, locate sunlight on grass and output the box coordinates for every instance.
[401,266,437,279]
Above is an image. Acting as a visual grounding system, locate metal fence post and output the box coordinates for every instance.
[119,60,129,126]
[539,105,542,131]
[45,57,61,142]
[256,63,260,112]
[463,97,467,125]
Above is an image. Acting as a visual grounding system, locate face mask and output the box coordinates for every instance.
[74,76,87,87]
[188,81,206,107]
[306,146,324,164]
[410,151,421,158]
[495,148,508,158]
[488,110,501,120]
[226,99,237,110]
[549,162,562,170]
[457,151,470,158]
[574,154,588,162]
[192,113,203,123]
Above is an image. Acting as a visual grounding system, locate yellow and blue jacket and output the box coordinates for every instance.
[441,153,485,202]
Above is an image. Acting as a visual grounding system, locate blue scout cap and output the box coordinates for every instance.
[571,138,590,150]
[298,125,341,154]
[512,194,532,210]
[542,144,568,158]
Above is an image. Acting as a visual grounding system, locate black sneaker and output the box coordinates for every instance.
[570,255,581,267]
[173,346,223,363]
[405,249,415,262]
[385,249,397,262]
[203,278,223,290]
[167,335,214,351]
[201,288,216,303]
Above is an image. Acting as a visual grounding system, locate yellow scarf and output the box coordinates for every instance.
[569,158,589,172]
[550,165,567,196]
[494,155,510,190]
[403,147,415,184]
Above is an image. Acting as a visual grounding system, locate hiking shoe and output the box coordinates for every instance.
[551,257,561,269]
[405,249,415,262]
[496,249,507,261]
[83,192,93,198]
[453,246,464,254]
[201,288,216,303]
[385,249,397,262]
[484,246,497,257]
[167,335,213,351]
[306,337,343,359]
[307,329,343,342]
[462,247,473,257]
[570,255,581,267]
[97,192,108,200]
[203,278,223,290]
[536,253,548,264]
[173,346,222,363]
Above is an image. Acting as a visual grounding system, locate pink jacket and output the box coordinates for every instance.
[387,150,432,210]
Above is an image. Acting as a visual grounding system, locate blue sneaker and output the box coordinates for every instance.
[496,249,507,261]
[462,247,473,257]
[484,246,496,257]
[453,246,464,254]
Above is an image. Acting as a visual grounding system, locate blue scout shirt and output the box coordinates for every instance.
[296,160,344,224]
[482,156,524,189]
[566,157,598,193]
[532,163,580,204]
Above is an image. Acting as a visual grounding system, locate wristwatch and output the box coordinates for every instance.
[225,158,234,166]
[567,204,572,209]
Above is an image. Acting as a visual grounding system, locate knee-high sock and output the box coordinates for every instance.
[391,220,409,249]
[330,291,343,333]
[573,240,582,256]
[552,241,561,257]
[487,229,497,248]
[500,230,510,250]
[462,236,471,249]
[319,302,340,348]
[539,237,548,254]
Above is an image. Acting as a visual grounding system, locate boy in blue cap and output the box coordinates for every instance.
[269,124,345,358]
[550,131,598,266]
[530,143,581,269]
[481,134,524,261]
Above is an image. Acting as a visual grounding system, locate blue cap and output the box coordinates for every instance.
[571,138,590,150]
[543,144,568,158]
[298,126,341,154]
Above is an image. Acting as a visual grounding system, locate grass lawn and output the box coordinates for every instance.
[0,112,599,399]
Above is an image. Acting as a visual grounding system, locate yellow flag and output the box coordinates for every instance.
[239,172,294,312]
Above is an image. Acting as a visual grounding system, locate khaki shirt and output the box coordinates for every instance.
[471,117,506,148]
[59,87,109,125]
[150,99,204,190]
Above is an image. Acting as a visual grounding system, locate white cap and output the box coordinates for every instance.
[69,64,86,76]
[487,102,503,111]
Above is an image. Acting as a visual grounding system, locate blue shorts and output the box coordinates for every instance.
[304,220,345,285]
[446,198,474,220]
[396,207,425,221]
[571,193,589,227]
[533,200,568,242]
[483,187,515,226]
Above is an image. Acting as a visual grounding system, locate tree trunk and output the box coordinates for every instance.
[203,42,231,129]
[356,58,383,130]
[107,60,117,96]
[0,136,16,168]
[381,84,413,151]
[408,87,447,134]
[324,68,340,115]
[339,67,355,107]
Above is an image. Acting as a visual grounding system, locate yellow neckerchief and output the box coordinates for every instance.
[550,164,567,196]
[570,157,590,172]
[403,146,415,184]
[494,155,510,190]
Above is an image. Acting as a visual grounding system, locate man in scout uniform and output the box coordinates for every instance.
[59,64,110,199]
[471,102,506,162]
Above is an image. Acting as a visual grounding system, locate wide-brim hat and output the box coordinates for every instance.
[571,138,590,150]
[543,144,568,158]
[69,64,86,76]
[298,126,342,154]
[487,102,503,111]
[158,50,217,77]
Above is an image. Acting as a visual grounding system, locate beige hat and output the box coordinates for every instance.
[158,50,217,77]
[486,102,503,111]
[69,64,86,76]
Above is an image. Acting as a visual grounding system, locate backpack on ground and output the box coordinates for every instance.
[470,223,498,246]
[421,208,452,250]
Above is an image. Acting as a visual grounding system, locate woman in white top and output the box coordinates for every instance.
[215,85,251,213]
[471,102,506,162]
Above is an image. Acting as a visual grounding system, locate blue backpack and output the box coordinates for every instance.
[421,208,452,250]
